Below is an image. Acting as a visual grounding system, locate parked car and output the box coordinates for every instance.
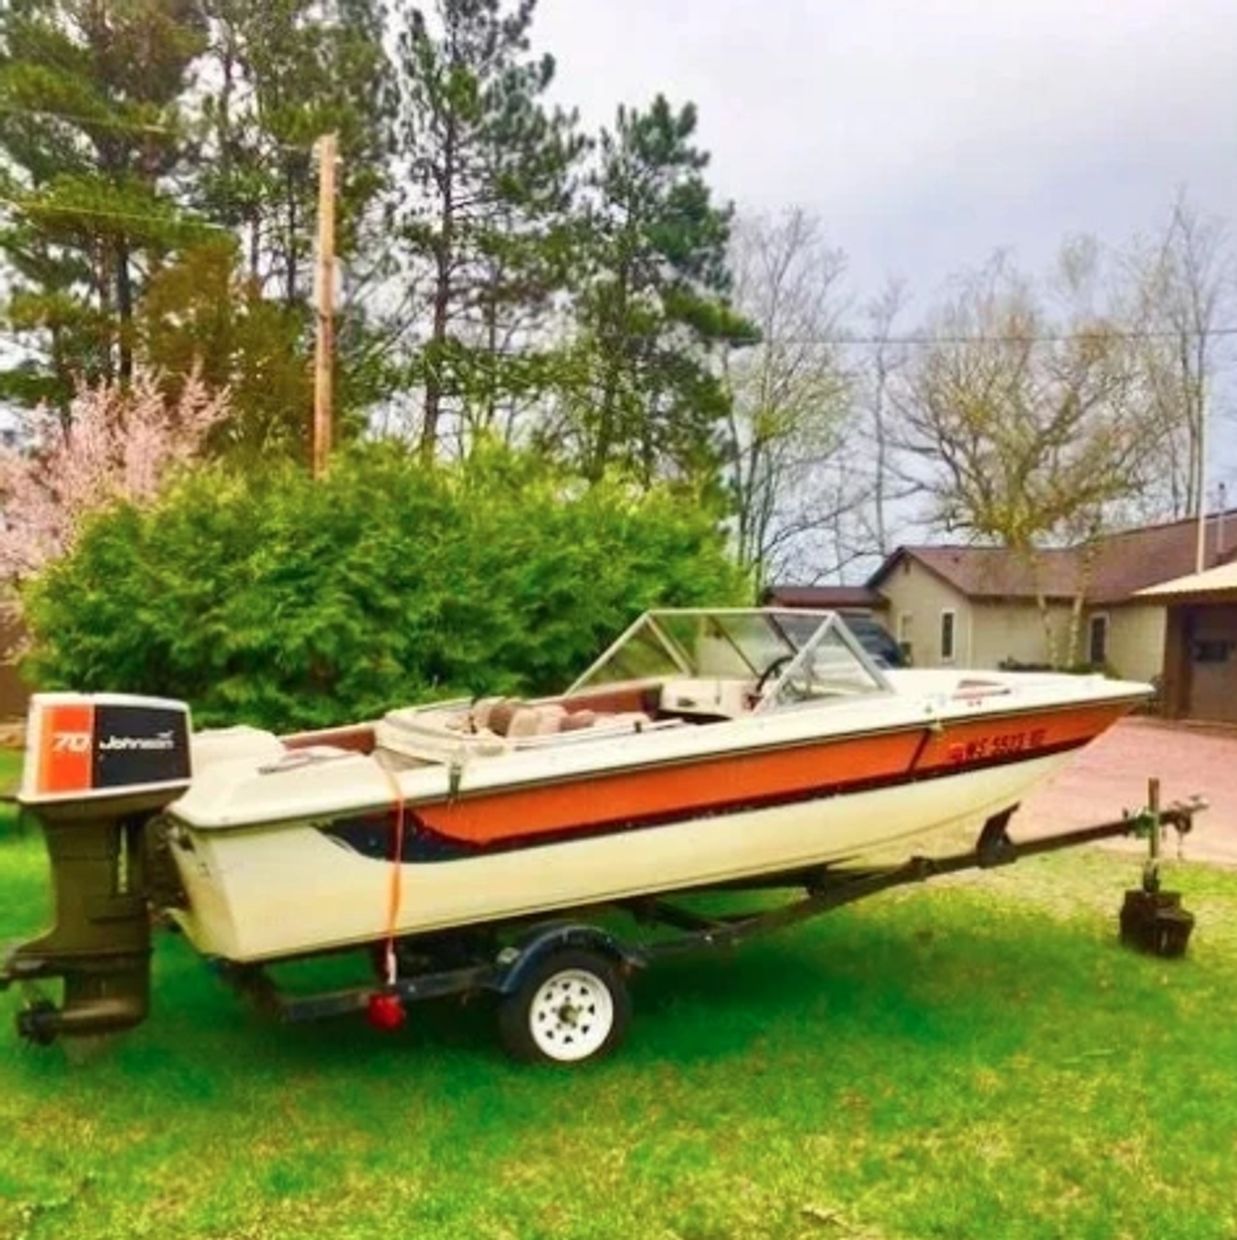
[840,613,907,669]
[775,610,907,670]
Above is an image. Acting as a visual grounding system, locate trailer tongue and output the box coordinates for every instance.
[0,691,1206,1064]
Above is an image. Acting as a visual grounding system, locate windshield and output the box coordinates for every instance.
[569,609,891,708]
[768,620,891,707]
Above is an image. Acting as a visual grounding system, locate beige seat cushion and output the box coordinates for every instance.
[506,704,567,738]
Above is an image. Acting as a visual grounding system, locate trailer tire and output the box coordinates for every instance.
[498,949,631,1065]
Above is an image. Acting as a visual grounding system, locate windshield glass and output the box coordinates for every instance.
[570,610,892,709]
[653,612,796,679]
[571,609,880,698]
[574,612,797,690]
[767,619,890,708]
[573,616,686,687]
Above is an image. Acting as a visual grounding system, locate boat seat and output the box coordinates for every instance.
[475,698,637,738]
[379,704,654,748]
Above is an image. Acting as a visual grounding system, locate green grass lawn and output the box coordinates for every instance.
[2,748,1236,1240]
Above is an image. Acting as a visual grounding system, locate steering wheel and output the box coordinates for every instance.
[755,653,796,695]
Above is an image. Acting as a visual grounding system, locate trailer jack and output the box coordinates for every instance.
[1118,778,1200,958]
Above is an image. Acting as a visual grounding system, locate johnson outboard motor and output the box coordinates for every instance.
[1,693,192,1043]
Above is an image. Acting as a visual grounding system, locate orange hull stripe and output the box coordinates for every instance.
[418,702,1129,847]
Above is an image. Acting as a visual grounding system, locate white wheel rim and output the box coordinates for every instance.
[528,968,614,1062]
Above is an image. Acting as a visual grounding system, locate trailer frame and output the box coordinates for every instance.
[211,793,1205,1056]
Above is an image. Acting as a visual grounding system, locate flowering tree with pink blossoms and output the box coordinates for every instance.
[0,369,228,585]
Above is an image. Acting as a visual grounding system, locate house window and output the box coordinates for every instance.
[897,612,913,664]
[940,610,956,662]
[1088,614,1109,667]
[1193,639,1232,664]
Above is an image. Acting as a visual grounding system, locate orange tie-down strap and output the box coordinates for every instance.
[377,766,408,986]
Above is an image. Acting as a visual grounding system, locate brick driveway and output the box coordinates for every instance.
[1017,717,1237,865]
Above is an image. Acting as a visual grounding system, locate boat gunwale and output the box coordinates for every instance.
[168,686,1146,834]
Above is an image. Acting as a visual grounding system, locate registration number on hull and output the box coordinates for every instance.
[946,728,1047,764]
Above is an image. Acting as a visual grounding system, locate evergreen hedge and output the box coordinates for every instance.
[22,446,748,729]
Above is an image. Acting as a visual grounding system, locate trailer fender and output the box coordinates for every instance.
[495,922,647,996]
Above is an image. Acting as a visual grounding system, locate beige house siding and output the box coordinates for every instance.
[876,559,972,667]
[876,561,1167,675]
[969,600,1074,668]
[1100,604,1165,682]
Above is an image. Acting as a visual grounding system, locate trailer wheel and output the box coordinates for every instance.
[498,949,631,1065]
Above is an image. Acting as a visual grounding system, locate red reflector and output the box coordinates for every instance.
[366,992,406,1031]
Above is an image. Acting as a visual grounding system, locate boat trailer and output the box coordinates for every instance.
[1,779,1206,1062]
[195,783,1204,1063]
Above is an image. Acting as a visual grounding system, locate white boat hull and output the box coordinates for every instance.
[171,750,1068,961]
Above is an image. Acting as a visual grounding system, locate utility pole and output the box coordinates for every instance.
[312,132,338,480]
[1194,382,1209,572]
[1219,482,1228,560]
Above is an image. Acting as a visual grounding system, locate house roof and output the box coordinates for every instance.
[763,585,888,610]
[1136,561,1237,600]
[868,509,1237,605]
[872,545,1080,601]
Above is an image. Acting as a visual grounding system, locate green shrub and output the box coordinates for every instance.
[22,444,748,729]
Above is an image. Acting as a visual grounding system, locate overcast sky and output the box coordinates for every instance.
[539,0,1237,300]
[538,0,1237,499]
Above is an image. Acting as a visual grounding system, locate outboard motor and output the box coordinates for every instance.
[1,693,192,1043]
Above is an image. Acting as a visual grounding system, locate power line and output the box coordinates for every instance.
[0,102,312,154]
[741,327,1237,348]
[4,198,1232,339]
[0,102,181,138]
[2,191,1235,346]
[0,195,228,232]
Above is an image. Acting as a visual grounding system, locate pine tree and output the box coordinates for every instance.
[196,0,395,307]
[136,235,312,456]
[194,0,399,449]
[563,96,755,488]
[0,0,209,419]
[394,0,584,457]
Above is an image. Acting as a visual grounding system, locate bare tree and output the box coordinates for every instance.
[1123,193,1232,522]
[721,209,854,592]
[898,253,1153,665]
[855,278,915,558]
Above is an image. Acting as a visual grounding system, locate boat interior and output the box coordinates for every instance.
[271,610,1016,772]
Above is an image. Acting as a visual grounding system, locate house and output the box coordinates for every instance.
[1138,561,1237,724]
[761,585,887,615]
[769,508,1237,688]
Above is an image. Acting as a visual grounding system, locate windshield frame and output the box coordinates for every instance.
[751,611,893,712]
[568,608,894,705]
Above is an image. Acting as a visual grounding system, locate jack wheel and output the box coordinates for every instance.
[498,949,631,1065]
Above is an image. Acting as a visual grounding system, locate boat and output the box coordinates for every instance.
[18,608,1149,967]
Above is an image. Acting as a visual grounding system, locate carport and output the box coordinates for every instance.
[1139,562,1237,725]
